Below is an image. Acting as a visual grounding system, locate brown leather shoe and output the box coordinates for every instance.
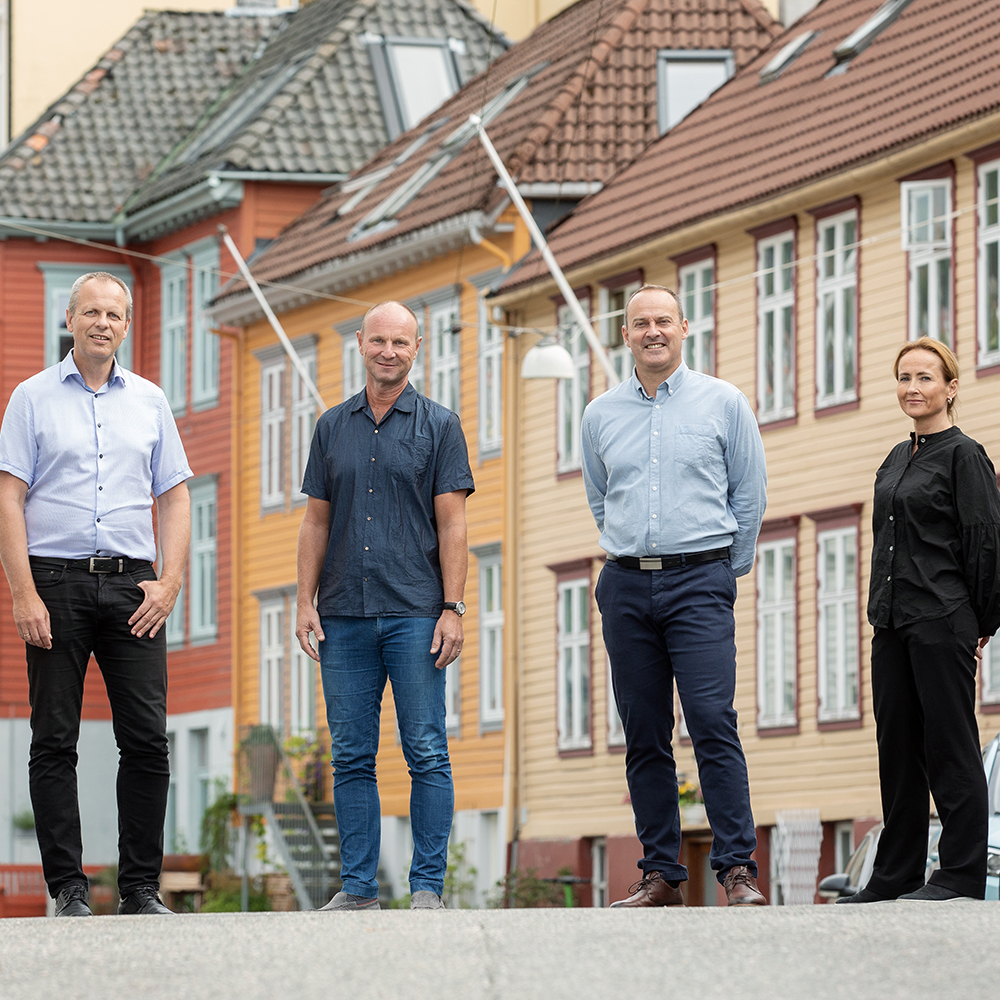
[722,865,766,906]
[609,871,685,908]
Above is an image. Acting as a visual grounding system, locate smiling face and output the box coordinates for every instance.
[622,288,688,387]
[357,302,421,392]
[66,278,130,371]
[895,347,957,432]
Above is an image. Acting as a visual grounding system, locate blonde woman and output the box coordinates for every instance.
[845,338,1000,903]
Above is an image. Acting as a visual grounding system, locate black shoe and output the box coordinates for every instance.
[118,886,174,915]
[835,886,896,904]
[55,883,93,917]
[897,883,970,901]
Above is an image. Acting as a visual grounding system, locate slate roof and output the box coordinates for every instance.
[499,0,1000,292]
[216,0,780,307]
[0,0,507,228]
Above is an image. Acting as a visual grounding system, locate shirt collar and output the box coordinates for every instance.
[59,351,126,390]
[352,381,418,415]
[629,360,689,400]
[910,424,960,446]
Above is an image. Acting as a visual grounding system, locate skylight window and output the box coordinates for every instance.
[759,31,818,85]
[832,0,913,65]
[656,50,734,134]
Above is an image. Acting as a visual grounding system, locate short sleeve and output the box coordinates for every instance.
[301,413,331,501]
[432,412,475,498]
[0,384,38,487]
[150,395,193,497]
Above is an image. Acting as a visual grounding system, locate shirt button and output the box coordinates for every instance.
[652,514,657,519]
[889,515,894,521]
[375,429,378,434]
[97,518,101,523]
[653,458,658,464]
[99,454,103,459]
[365,546,369,551]
[655,404,660,409]
[371,457,375,462]
[369,489,373,493]
[652,486,657,491]
[887,575,892,581]
[889,545,893,552]
[367,517,371,521]
[653,431,658,436]
[920,437,925,443]
[652,543,657,548]
[99,486,103,491]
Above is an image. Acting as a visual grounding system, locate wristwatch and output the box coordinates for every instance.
[443,601,466,616]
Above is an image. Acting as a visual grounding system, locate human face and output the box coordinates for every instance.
[66,278,130,370]
[358,304,421,392]
[622,289,688,386]
[895,348,957,432]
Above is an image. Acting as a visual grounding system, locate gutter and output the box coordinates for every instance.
[115,176,244,244]
[210,170,347,185]
[0,216,117,240]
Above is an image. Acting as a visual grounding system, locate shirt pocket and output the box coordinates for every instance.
[392,433,434,486]
[674,425,720,469]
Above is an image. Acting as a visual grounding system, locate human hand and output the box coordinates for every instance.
[13,592,52,649]
[430,610,463,669]
[295,605,325,663]
[130,579,180,638]
[976,636,990,661]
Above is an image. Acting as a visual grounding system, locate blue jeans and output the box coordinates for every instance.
[319,616,453,898]
[595,558,758,883]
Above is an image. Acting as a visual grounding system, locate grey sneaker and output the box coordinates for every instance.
[410,890,445,910]
[319,891,380,911]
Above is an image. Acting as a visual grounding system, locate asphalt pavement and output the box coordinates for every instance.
[0,901,996,1000]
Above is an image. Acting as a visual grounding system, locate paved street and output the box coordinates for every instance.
[0,902,996,1000]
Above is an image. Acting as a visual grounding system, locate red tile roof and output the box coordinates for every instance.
[500,0,1000,292]
[221,0,779,303]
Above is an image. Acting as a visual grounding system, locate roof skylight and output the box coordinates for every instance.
[759,31,818,85]
[832,0,914,64]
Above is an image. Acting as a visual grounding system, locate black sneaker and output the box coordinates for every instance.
[55,883,93,917]
[118,886,174,915]
[897,883,970,901]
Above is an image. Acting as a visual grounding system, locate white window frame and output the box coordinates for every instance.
[656,49,734,134]
[259,600,285,732]
[191,243,220,410]
[189,728,211,851]
[901,179,953,345]
[39,262,134,370]
[188,477,218,644]
[679,257,715,374]
[165,582,185,647]
[816,526,860,723]
[160,261,188,413]
[756,232,796,422]
[834,820,854,875]
[591,837,608,907]
[977,159,1000,367]
[557,297,591,473]
[445,657,461,736]
[606,655,625,748]
[409,309,427,396]
[430,298,461,412]
[815,211,858,407]
[557,576,592,751]
[982,636,1000,706]
[289,346,318,505]
[288,604,316,737]
[757,537,797,729]
[260,359,286,511]
[478,553,504,729]
[342,328,365,400]
[597,281,638,385]
[478,297,503,457]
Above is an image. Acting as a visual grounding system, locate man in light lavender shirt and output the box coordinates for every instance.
[582,284,767,907]
[0,272,191,917]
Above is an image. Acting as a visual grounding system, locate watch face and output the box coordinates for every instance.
[446,601,466,615]
[455,601,466,616]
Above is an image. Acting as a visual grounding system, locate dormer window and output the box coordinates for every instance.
[657,50,734,134]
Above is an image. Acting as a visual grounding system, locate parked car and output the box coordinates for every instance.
[819,731,1000,901]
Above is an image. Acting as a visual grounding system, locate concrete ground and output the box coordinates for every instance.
[0,902,996,1000]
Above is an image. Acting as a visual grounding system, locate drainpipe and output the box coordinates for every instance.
[469,221,511,272]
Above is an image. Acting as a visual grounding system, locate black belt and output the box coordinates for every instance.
[29,556,150,574]
[608,547,730,571]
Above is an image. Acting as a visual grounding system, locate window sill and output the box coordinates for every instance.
[814,398,859,418]
[189,633,219,648]
[758,415,797,431]
[980,700,1000,714]
[558,743,594,758]
[557,467,583,482]
[817,715,862,732]
[192,395,220,414]
[976,361,1000,379]
[756,722,799,737]
[479,717,504,734]
[479,443,502,463]
[607,738,626,754]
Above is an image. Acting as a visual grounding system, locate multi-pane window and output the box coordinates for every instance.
[591,838,608,907]
[902,179,952,345]
[557,298,591,473]
[982,638,1000,706]
[430,299,460,412]
[342,330,365,399]
[815,211,858,407]
[259,601,284,731]
[816,526,859,722]
[757,537,797,728]
[289,348,318,504]
[409,310,427,395]
[445,657,461,735]
[679,258,715,374]
[190,728,210,851]
[260,359,286,510]
[160,263,188,412]
[557,577,591,751]
[479,554,504,728]
[757,232,796,422]
[656,49,734,134]
[165,582,185,647]
[188,477,217,643]
[977,160,1000,366]
[606,656,625,748]
[191,246,220,410]
[598,281,639,384]
[478,298,503,456]
[288,605,316,737]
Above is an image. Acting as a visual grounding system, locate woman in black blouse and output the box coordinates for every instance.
[846,337,1000,903]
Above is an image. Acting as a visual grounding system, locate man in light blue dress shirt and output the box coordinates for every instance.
[0,272,192,917]
[582,284,767,907]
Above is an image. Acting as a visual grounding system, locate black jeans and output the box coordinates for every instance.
[26,558,169,898]
[869,605,988,899]
[595,559,758,883]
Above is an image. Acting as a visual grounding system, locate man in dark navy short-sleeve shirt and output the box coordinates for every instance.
[296,301,473,911]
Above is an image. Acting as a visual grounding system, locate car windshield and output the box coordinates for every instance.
[844,827,879,889]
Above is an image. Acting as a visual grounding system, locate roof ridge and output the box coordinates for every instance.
[504,0,648,181]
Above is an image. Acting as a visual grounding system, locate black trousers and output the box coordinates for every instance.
[868,604,987,899]
[25,558,169,898]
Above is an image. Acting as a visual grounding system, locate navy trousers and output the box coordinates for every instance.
[868,605,987,900]
[595,558,758,883]
[25,558,169,898]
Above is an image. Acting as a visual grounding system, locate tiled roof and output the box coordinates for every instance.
[0,0,507,227]
[499,0,1000,291]
[220,0,779,301]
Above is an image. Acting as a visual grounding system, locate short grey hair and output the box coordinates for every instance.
[624,283,684,324]
[359,300,419,339]
[67,272,133,321]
